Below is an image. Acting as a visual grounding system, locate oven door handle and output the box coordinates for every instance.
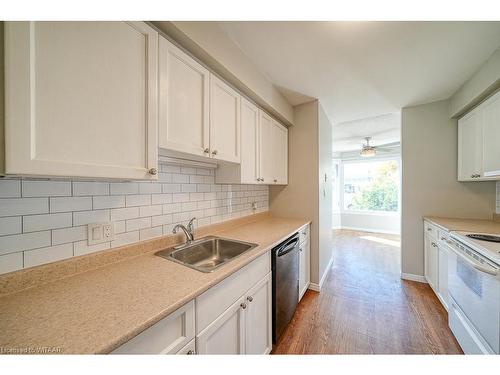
[448,243,499,277]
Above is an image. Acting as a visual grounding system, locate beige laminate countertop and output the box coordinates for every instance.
[0,216,309,354]
[424,216,500,234]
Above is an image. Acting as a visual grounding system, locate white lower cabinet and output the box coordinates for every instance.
[196,296,246,354]
[423,220,449,311]
[111,300,195,354]
[111,252,272,355]
[196,272,272,355]
[176,339,196,355]
[298,224,310,301]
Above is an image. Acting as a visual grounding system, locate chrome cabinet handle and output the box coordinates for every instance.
[431,242,438,248]
[187,349,195,355]
[240,302,247,309]
[203,148,210,154]
[247,296,253,302]
[427,227,432,231]
[148,168,158,175]
[211,150,218,155]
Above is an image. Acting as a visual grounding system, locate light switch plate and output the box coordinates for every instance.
[88,222,114,245]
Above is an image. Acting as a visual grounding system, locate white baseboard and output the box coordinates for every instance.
[401,272,427,283]
[308,255,334,292]
[339,226,400,235]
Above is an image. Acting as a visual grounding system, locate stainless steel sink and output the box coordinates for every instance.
[155,236,258,273]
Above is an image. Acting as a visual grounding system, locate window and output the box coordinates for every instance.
[342,159,399,213]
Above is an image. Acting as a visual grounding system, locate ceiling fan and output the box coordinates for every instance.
[360,137,399,157]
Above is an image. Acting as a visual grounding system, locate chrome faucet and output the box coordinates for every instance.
[173,217,196,244]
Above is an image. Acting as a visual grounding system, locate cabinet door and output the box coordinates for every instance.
[424,234,439,292]
[458,109,482,181]
[438,245,449,310]
[481,91,500,178]
[4,21,158,180]
[273,120,288,184]
[299,239,310,301]
[240,98,260,184]
[210,75,241,163]
[159,37,210,157]
[245,273,272,355]
[196,296,246,354]
[259,111,275,184]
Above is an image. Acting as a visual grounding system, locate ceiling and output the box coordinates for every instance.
[218,21,500,124]
[333,113,400,152]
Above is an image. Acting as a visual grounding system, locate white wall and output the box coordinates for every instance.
[401,99,496,277]
[318,104,333,284]
[152,21,294,126]
[497,182,500,214]
[269,100,333,286]
[0,165,269,275]
[340,212,400,234]
[450,46,500,118]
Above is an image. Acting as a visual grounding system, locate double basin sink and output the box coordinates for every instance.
[155,236,258,273]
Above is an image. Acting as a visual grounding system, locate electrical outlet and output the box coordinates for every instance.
[251,201,257,211]
[88,222,114,245]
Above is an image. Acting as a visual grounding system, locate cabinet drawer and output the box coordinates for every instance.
[299,224,310,244]
[111,300,195,354]
[196,252,271,333]
[424,221,439,239]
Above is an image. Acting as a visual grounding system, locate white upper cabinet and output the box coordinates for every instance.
[259,114,288,185]
[158,37,210,157]
[272,119,289,185]
[481,92,500,177]
[3,21,158,180]
[240,98,260,184]
[209,75,241,163]
[258,111,276,184]
[458,109,482,181]
[457,89,500,181]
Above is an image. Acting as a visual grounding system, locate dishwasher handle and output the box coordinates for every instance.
[277,236,299,257]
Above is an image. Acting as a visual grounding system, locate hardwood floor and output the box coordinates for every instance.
[273,230,463,354]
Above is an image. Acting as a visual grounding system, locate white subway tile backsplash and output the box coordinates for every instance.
[0,217,22,236]
[93,195,125,210]
[24,243,73,268]
[151,194,172,205]
[139,226,163,241]
[110,207,139,221]
[22,180,71,197]
[163,203,182,214]
[52,226,87,245]
[73,210,110,226]
[0,252,24,274]
[110,182,139,195]
[23,213,72,233]
[72,181,109,196]
[0,231,51,255]
[0,165,268,274]
[139,183,162,194]
[50,197,91,213]
[126,217,151,232]
[172,193,190,203]
[0,180,21,198]
[0,198,49,217]
[151,214,172,227]
[73,240,110,257]
[139,205,163,218]
[111,231,139,247]
[126,195,151,207]
[162,184,181,193]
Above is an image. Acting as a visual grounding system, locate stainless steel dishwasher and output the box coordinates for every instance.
[272,232,300,344]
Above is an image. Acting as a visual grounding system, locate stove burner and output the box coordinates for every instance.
[466,234,500,243]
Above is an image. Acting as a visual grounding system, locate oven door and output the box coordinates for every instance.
[448,241,500,353]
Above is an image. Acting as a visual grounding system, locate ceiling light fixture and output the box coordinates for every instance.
[360,137,376,157]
